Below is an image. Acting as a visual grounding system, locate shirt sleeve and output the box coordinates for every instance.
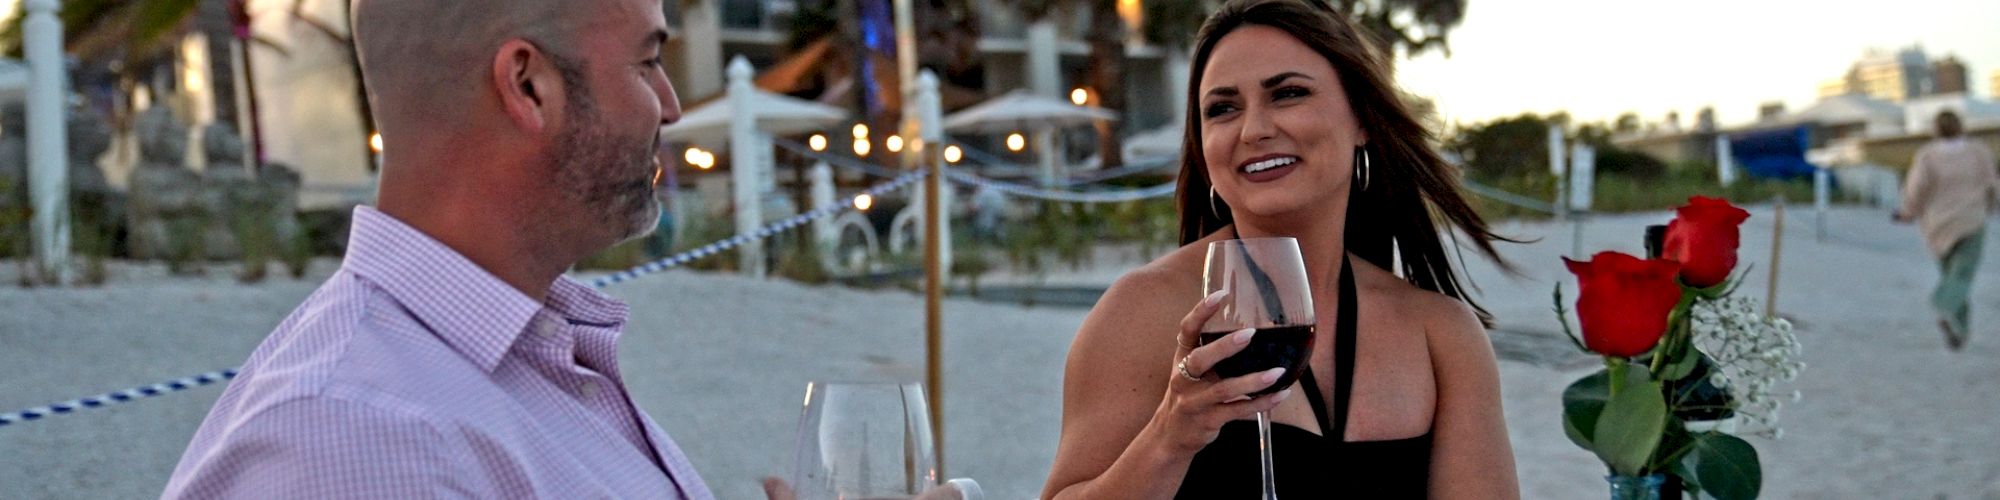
[161,395,472,499]
[1901,146,1935,217]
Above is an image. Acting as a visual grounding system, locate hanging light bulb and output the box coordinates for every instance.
[809,134,828,151]
[852,123,870,139]
[886,135,904,153]
[1006,133,1026,152]
[853,194,875,211]
[1070,87,1089,106]
[944,145,963,164]
[853,138,872,157]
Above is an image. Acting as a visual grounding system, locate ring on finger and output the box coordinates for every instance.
[1176,356,1203,382]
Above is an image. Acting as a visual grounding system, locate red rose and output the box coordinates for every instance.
[1662,196,1750,288]
[1564,252,1684,358]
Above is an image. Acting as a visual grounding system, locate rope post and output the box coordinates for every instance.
[726,56,767,278]
[25,0,70,285]
[1767,196,1785,319]
[916,70,947,474]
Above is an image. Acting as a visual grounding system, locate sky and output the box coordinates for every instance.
[4,0,1994,131]
[1394,0,2000,128]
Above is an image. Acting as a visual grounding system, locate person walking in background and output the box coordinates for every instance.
[1896,110,1999,351]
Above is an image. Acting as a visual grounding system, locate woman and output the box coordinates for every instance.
[1895,110,1999,351]
[1040,0,1519,497]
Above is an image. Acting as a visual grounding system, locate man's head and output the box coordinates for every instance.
[354,0,680,252]
[1935,110,1964,139]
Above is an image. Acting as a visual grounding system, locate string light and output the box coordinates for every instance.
[809,134,828,151]
[1070,87,1089,106]
[853,194,874,211]
[886,135,904,153]
[944,145,963,164]
[1006,133,1026,152]
[853,138,872,157]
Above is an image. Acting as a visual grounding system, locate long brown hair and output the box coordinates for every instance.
[1174,0,1514,322]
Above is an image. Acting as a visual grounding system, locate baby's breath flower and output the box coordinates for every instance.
[1688,296,1805,438]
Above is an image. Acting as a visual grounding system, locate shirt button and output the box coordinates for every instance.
[579,382,601,398]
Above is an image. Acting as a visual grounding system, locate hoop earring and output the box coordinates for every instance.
[1209,186,1224,219]
[1353,146,1371,192]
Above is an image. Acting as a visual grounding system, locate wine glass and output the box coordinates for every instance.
[790,382,977,500]
[1201,237,1317,500]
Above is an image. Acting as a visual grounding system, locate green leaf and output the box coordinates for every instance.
[1562,369,1611,449]
[1594,366,1667,476]
[1685,433,1762,500]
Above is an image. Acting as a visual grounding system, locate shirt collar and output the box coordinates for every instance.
[341,206,628,372]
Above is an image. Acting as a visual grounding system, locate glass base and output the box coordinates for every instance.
[1607,473,1665,500]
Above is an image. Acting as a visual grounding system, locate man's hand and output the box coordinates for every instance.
[761,477,796,500]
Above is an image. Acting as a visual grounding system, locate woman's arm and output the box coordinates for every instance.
[1041,272,1289,500]
[1423,296,1521,499]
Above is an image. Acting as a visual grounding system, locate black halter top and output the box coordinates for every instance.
[1175,254,1433,498]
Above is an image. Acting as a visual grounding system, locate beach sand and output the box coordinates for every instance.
[3,205,1997,499]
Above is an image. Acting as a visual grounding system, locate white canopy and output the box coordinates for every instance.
[942,90,1116,134]
[660,88,849,149]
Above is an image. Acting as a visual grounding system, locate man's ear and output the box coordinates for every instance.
[492,39,562,135]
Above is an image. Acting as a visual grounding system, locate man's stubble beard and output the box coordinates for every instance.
[549,71,663,249]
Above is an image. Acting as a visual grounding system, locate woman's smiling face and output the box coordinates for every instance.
[1198,24,1366,222]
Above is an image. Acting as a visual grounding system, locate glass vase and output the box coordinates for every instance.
[1607,473,1666,500]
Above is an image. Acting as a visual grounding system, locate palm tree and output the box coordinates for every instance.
[2,0,370,173]
[1328,0,1467,71]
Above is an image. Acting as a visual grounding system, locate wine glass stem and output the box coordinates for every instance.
[1257,410,1278,500]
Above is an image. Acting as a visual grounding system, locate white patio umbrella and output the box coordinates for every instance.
[660,88,849,149]
[941,90,1117,133]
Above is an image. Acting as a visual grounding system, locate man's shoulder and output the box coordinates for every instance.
[233,270,480,413]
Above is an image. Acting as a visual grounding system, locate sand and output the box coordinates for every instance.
[3,205,1998,499]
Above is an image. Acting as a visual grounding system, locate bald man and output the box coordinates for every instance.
[161,0,704,497]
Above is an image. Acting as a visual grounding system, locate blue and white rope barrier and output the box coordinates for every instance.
[0,170,930,429]
[0,369,238,427]
[588,169,927,288]
[774,138,1176,203]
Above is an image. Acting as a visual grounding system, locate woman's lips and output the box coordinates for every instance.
[1240,159,1299,183]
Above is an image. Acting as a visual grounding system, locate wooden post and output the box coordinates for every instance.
[916,70,946,476]
[1767,197,1785,318]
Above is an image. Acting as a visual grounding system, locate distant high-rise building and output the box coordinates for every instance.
[1758,101,1787,121]
[1823,46,1933,102]
[1933,55,1969,95]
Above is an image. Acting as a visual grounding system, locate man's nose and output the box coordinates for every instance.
[658,78,682,126]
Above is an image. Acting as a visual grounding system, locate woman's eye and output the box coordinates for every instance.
[1275,87,1310,100]
[1203,102,1237,118]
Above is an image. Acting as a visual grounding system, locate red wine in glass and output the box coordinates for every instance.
[1198,325,1316,396]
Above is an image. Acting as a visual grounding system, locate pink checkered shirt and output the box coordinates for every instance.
[162,206,713,499]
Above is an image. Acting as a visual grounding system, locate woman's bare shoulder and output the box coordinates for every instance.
[1092,244,1205,325]
[1349,257,1486,344]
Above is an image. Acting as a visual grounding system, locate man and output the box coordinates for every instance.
[161,0,704,497]
[1896,110,1999,351]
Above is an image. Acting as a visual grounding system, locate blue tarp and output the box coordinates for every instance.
[1728,126,1820,179]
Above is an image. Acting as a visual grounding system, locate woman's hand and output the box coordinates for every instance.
[1152,290,1295,455]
